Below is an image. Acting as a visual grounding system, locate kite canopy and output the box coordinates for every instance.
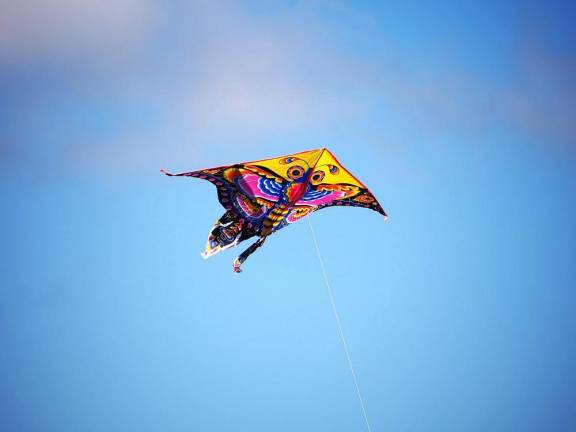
[162,148,387,271]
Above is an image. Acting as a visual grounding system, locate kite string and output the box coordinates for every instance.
[306,215,373,432]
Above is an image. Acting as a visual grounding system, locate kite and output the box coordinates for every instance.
[162,148,387,272]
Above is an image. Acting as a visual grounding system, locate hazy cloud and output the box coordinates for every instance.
[0,0,155,61]
[502,47,576,145]
[1,0,575,176]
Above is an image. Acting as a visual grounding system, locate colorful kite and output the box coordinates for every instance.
[162,148,387,272]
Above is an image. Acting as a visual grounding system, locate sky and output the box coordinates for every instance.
[1,1,576,431]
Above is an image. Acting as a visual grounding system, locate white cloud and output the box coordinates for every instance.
[2,0,575,177]
[501,48,576,145]
[162,1,370,136]
[0,0,155,61]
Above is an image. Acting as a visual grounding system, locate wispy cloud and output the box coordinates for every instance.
[501,46,576,145]
[0,0,155,62]
[1,0,575,177]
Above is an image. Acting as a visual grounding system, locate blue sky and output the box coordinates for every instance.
[1,1,575,431]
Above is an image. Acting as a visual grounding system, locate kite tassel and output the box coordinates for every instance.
[232,258,242,273]
[232,236,267,273]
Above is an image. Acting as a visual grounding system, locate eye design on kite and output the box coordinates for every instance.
[287,165,305,180]
[280,157,296,164]
[310,170,325,184]
[354,194,375,204]
[327,164,339,174]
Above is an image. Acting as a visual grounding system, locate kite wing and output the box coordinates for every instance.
[160,164,286,220]
[296,185,386,215]
[280,149,387,226]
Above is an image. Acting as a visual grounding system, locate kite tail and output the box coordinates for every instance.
[160,169,189,177]
[232,236,267,273]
